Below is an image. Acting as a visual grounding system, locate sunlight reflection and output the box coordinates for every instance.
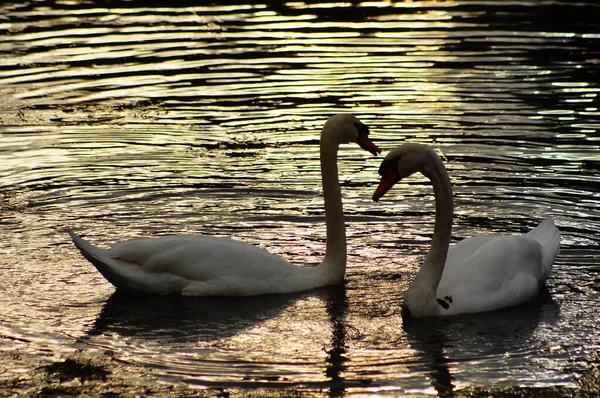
[0,1,598,395]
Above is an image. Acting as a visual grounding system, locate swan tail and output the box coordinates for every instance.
[69,230,132,288]
[525,219,561,279]
[68,231,185,294]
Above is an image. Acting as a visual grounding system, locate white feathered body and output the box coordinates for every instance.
[436,219,560,315]
[69,232,319,296]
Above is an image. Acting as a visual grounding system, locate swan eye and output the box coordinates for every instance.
[354,122,370,137]
[377,157,401,176]
[355,122,381,155]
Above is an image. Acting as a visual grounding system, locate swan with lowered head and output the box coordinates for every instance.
[373,143,560,317]
[69,114,381,296]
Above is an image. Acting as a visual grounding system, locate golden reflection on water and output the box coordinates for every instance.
[0,0,599,395]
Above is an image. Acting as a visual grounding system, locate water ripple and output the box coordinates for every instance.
[1,1,599,395]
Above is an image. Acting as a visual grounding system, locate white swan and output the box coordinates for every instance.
[373,143,560,317]
[69,114,381,296]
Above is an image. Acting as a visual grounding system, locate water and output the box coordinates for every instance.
[1,1,599,396]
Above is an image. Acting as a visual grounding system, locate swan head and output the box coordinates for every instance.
[372,143,439,202]
[323,114,382,155]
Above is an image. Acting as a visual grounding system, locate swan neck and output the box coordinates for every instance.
[317,128,346,281]
[425,160,453,284]
[407,156,453,315]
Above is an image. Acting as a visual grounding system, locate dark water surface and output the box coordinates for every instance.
[1,1,599,396]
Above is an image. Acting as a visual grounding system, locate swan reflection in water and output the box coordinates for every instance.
[402,290,560,395]
[87,290,305,342]
[82,280,561,395]
[84,285,373,394]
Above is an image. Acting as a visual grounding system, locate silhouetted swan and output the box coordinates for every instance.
[373,143,560,317]
[70,114,381,296]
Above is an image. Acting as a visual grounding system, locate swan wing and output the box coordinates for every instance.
[69,232,311,296]
[445,236,496,270]
[437,224,559,315]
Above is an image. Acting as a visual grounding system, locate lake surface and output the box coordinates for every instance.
[1,1,599,396]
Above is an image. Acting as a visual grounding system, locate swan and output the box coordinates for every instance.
[69,114,381,296]
[372,143,560,318]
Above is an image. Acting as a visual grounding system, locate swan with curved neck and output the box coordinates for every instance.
[373,143,560,317]
[70,114,381,296]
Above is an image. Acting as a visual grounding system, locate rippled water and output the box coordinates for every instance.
[1,1,599,396]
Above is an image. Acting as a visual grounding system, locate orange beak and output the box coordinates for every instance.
[373,167,400,202]
[357,134,382,156]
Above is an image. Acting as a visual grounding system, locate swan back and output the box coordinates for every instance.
[70,231,319,295]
